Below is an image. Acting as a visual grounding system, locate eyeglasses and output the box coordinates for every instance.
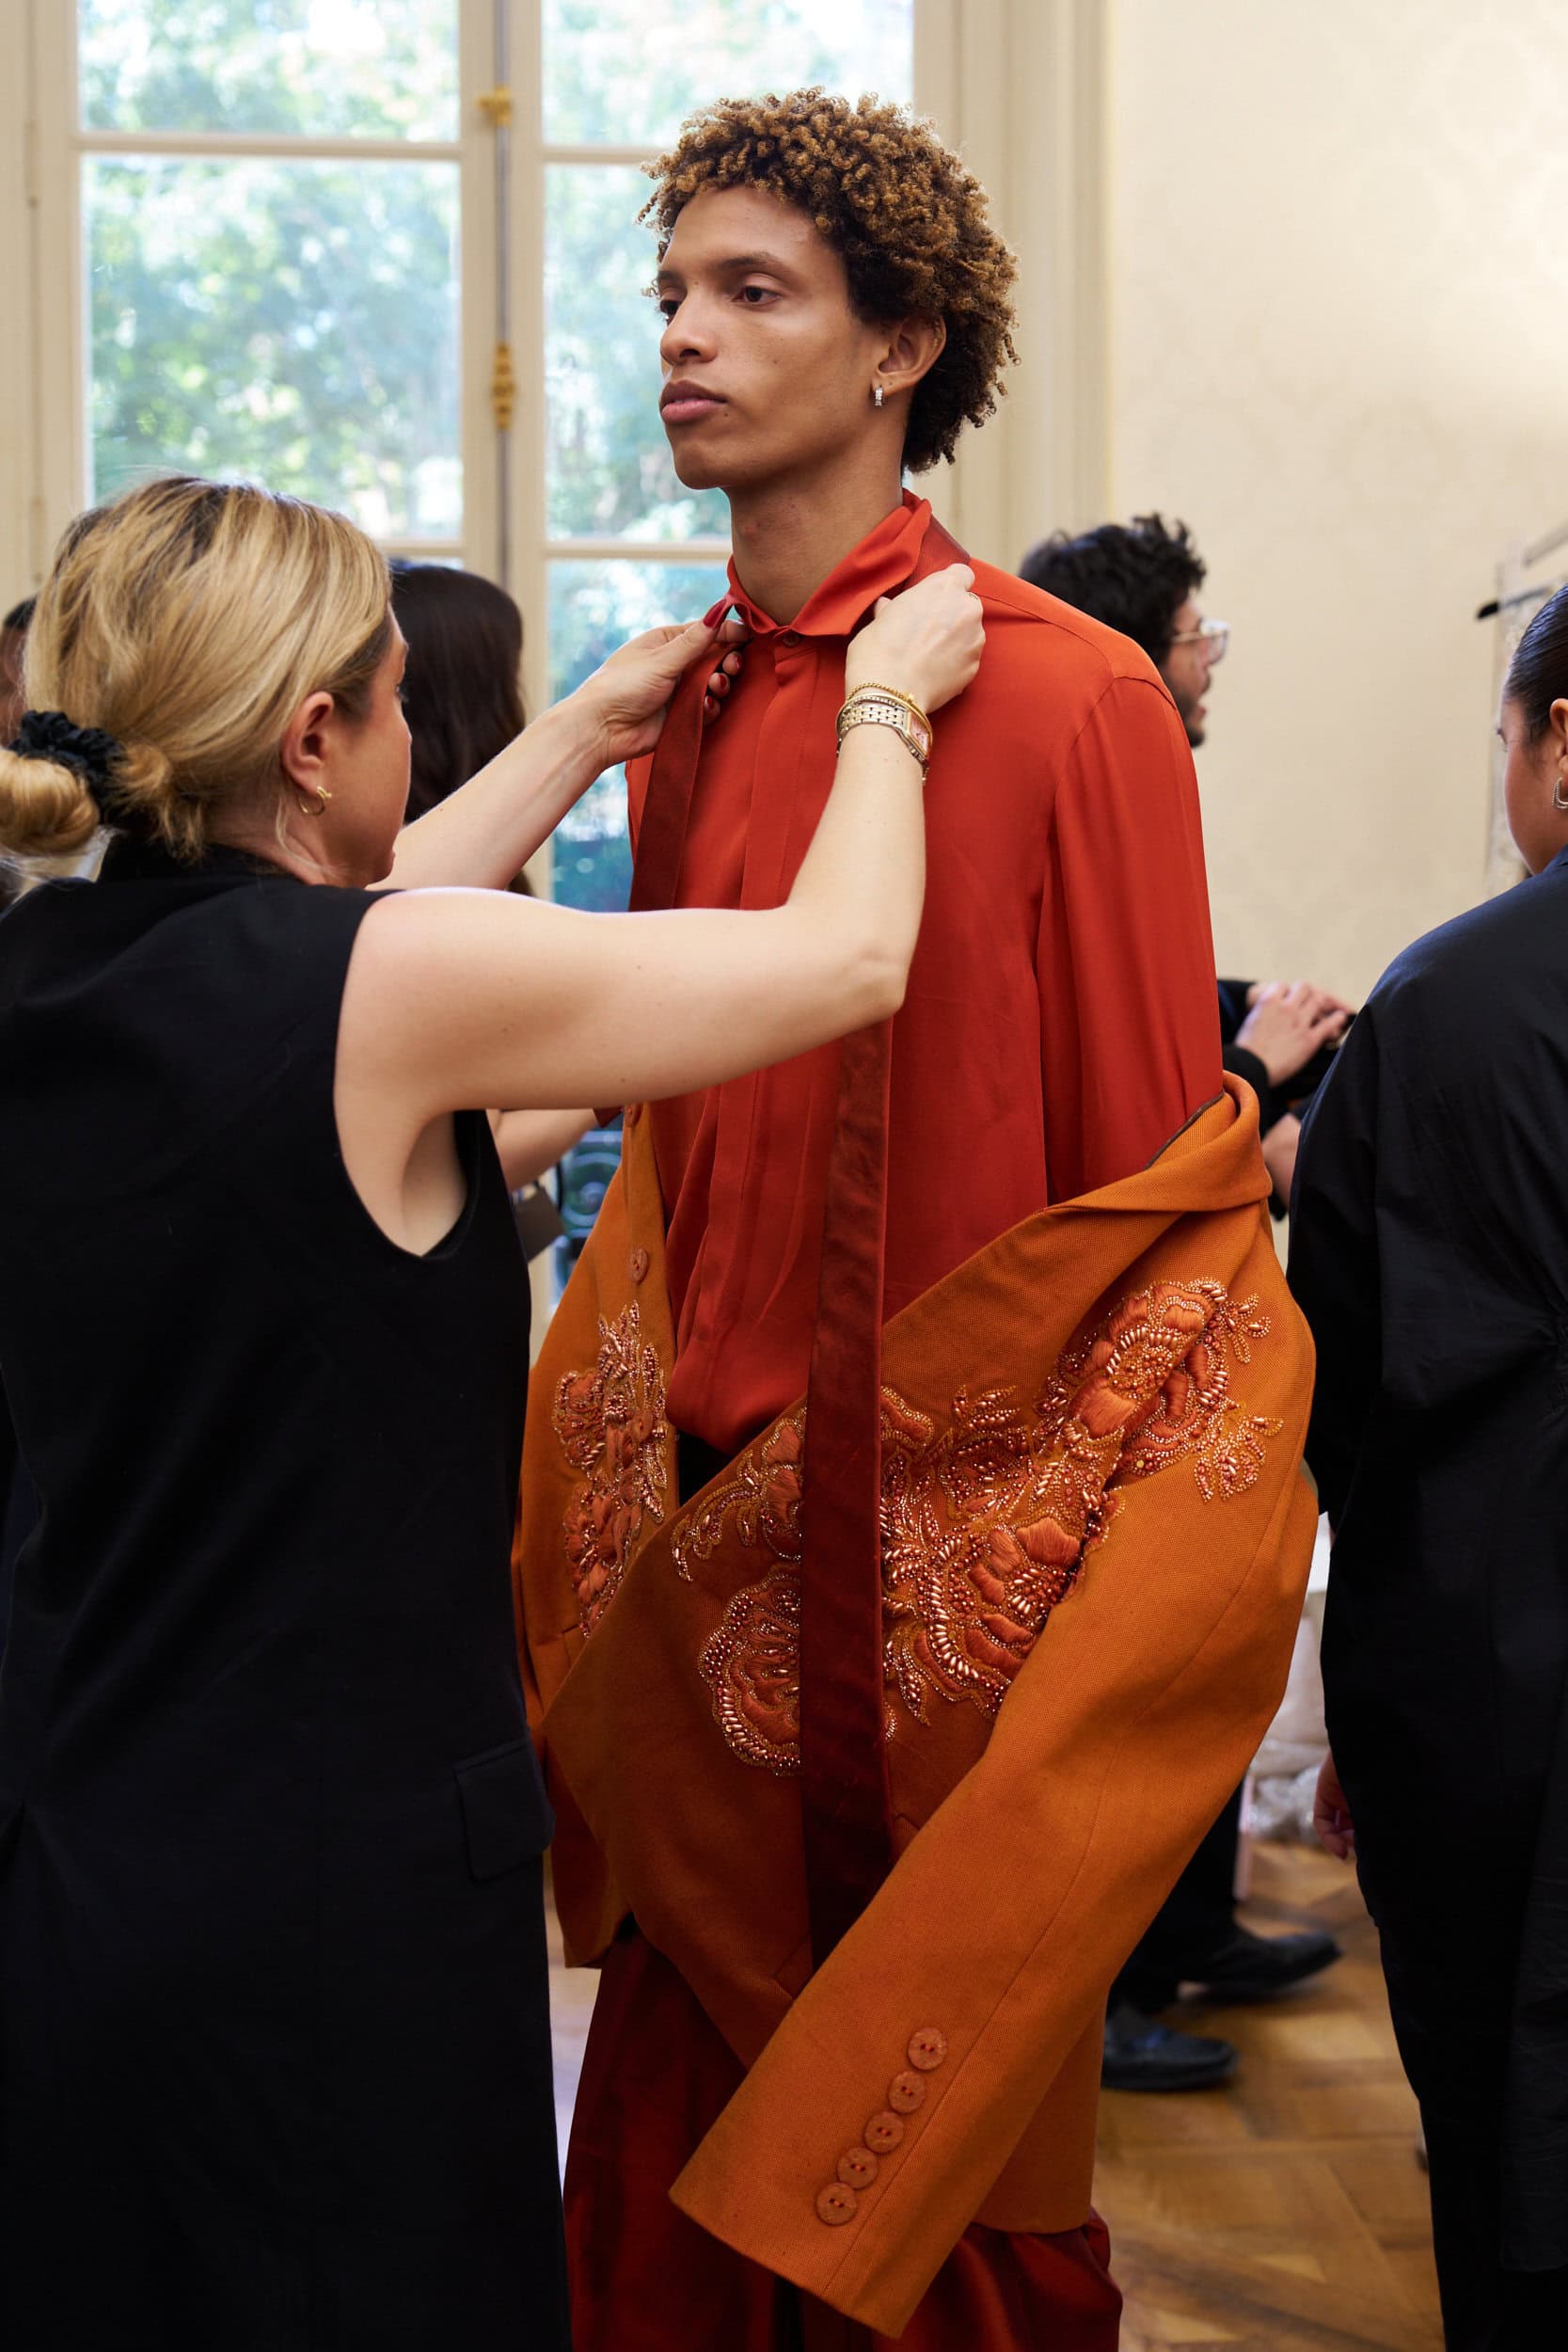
[1169,617,1229,662]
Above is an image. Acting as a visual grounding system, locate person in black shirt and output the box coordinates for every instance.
[1021,513,1347,2090]
[1293,585,1568,2351]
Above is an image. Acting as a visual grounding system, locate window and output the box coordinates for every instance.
[68,1,482,564]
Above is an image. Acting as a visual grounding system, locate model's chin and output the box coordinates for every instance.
[664,432,734,494]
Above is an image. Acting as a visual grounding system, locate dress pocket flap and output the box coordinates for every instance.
[454,1737,555,1881]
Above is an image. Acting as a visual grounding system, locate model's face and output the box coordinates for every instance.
[654,185,891,494]
[1500,692,1568,876]
[1159,596,1217,748]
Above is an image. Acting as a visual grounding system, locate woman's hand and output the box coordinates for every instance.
[570,613,750,770]
[844,564,985,716]
[1313,1751,1355,1862]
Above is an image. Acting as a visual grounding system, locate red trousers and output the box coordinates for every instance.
[563,1931,1122,2349]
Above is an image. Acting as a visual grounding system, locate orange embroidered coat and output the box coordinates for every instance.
[515,1080,1317,2339]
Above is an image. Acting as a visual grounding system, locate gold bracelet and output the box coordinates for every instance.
[835,697,932,773]
[841,680,932,736]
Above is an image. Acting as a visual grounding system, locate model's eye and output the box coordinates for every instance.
[656,297,679,321]
[738,283,777,305]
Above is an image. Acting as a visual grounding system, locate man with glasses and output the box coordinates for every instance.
[1022,514,1348,2093]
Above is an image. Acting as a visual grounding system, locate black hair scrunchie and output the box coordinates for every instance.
[7,709,124,812]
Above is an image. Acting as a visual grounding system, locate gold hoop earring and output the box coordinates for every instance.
[872,384,884,408]
[298,783,332,818]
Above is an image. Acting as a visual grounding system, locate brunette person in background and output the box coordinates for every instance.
[1022,511,1345,2094]
[388,560,684,1192]
[0,473,979,2352]
[1295,583,1568,2350]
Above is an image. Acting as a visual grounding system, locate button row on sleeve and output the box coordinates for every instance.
[813,2028,949,2227]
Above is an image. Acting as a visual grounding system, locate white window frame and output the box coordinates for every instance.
[14,0,502,583]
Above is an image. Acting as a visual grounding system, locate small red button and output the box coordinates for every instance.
[838,2147,879,2188]
[907,2027,948,2072]
[816,2183,858,2226]
[863,2110,905,2154]
[628,1248,649,1284]
[776,629,801,649]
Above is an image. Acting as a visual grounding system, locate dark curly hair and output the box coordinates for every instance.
[1019,515,1207,667]
[641,88,1018,473]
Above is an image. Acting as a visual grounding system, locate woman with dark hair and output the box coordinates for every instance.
[389,562,529,826]
[388,561,612,1186]
[1291,584,1568,2349]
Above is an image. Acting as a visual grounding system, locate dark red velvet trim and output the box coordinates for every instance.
[800,1016,896,1963]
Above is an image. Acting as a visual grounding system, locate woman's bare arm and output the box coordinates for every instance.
[490,1106,594,1190]
[337,567,983,1219]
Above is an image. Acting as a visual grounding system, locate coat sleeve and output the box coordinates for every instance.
[1287,1011,1384,1523]
[670,1431,1318,2336]
[1037,675,1222,1198]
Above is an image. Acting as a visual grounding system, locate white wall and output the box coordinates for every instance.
[1105,0,1568,1000]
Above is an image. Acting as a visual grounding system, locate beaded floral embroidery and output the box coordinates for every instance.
[687,1278,1283,1772]
[553,1302,670,1638]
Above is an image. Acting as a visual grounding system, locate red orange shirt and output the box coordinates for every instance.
[628,495,1221,1456]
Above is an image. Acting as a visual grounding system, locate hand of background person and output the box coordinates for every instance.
[1237,979,1352,1087]
[571,612,751,769]
[1260,1109,1301,1209]
[1313,1752,1355,1862]
[845,564,985,715]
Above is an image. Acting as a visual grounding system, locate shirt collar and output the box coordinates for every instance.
[710,492,933,639]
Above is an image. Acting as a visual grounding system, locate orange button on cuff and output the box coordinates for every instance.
[837,2146,879,2189]
[863,2110,906,2154]
[816,2183,858,2227]
[888,2070,927,2115]
[907,2026,948,2072]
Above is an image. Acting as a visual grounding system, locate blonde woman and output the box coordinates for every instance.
[0,476,981,2351]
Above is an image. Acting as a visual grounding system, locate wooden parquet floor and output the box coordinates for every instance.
[1099,1842,1443,2352]
[547,1843,1442,2348]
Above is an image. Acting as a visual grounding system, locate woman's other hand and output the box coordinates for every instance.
[1313,1751,1355,1862]
[845,564,985,716]
[572,613,751,769]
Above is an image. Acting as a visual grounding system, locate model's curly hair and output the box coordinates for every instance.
[641,88,1018,473]
[1020,515,1207,666]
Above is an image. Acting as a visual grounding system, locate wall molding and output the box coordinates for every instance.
[926,0,1109,569]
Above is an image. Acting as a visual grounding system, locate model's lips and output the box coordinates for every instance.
[660,382,726,425]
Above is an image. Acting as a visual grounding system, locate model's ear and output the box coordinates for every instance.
[876,315,946,402]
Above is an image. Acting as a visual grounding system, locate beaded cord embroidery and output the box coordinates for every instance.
[552,1302,670,1638]
[681,1278,1284,1774]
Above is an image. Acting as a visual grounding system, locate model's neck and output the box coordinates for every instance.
[727,455,907,626]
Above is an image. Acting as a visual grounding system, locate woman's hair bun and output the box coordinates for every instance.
[0,742,102,857]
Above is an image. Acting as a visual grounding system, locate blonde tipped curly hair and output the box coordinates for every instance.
[641,87,1019,472]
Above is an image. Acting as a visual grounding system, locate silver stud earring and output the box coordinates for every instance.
[873,384,884,408]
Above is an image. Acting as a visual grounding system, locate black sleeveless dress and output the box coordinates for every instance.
[0,840,568,2350]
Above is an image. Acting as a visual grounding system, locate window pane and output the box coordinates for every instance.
[87,156,461,538]
[546,167,727,543]
[79,0,460,140]
[547,559,729,912]
[544,0,913,146]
